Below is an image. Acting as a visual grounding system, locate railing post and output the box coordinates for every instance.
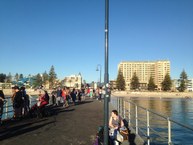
[129,102,131,127]
[168,117,172,145]
[117,97,119,113]
[147,110,150,145]
[123,100,125,119]
[29,96,32,108]
[6,100,8,119]
[121,98,123,117]
[136,105,138,134]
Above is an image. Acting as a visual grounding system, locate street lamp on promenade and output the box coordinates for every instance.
[104,0,109,144]
[96,64,102,86]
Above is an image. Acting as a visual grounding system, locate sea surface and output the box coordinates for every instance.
[124,97,193,145]
[2,95,38,120]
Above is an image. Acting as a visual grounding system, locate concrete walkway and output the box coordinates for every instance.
[0,99,103,145]
[0,99,144,145]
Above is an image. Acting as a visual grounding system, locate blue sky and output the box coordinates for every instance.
[0,0,193,83]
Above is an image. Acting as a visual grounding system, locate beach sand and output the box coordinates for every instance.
[3,88,193,98]
[2,88,48,96]
[112,91,193,98]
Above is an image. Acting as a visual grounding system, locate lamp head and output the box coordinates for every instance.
[96,67,99,71]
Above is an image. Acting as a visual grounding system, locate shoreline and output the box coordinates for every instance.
[112,91,193,98]
[2,88,50,96]
[3,89,193,99]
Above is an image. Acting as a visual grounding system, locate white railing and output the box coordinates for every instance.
[1,96,37,120]
[111,97,193,145]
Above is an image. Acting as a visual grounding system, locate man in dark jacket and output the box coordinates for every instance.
[13,86,23,119]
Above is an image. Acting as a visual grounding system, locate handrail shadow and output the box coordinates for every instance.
[0,120,55,141]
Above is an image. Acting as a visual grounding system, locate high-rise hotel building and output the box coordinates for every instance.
[118,60,170,90]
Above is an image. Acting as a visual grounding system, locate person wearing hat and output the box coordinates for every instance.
[12,86,23,120]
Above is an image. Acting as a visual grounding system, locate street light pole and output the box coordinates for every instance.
[96,64,102,86]
[104,0,109,144]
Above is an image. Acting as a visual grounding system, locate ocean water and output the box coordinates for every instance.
[2,95,38,120]
[112,97,193,145]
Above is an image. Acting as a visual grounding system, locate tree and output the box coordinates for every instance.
[130,72,140,90]
[15,73,19,82]
[116,70,125,91]
[33,73,43,88]
[6,72,12,83]
[178,70,188,92]
[19,74,24,80]
[148,76,156,91]
[42,71,49,85]
[161,73,172,91]
[0,73,6,82]
[49,65,57,89]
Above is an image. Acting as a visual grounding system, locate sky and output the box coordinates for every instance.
[0,0,193,83]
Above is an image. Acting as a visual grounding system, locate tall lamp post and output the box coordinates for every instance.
[104,0,109,144]
[96,64,102,86]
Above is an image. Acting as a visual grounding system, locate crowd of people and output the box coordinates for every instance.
[1,85,127,144]
[0,85,105,123]
[50,86,104,107]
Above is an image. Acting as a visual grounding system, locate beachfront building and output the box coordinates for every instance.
[118,60,170,90]
[62,73,82,89]
[187,79,193,92]
[172,79,193,92]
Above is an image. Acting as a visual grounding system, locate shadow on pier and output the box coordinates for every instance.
[0,99,143,145]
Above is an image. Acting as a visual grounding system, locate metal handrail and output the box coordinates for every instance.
[111,97,193,145]
[126,99,193,132]
[1,96,38,120]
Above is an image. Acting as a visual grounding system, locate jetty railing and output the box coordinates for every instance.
[1,96,38,120]
[111,97,193,145]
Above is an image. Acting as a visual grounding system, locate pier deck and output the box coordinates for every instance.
[0,99,144,145]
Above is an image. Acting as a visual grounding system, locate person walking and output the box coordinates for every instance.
[70,88,77,105]
[62,87,69,108]
[98,87,102,101]
[51,89,56,106]
[20,86,29,116]
[77,89,82,102]
[56,87,62,106]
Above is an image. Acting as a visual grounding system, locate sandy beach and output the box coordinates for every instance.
[2,88,50,96]
[3,88,193,98]
[112,91,193,98]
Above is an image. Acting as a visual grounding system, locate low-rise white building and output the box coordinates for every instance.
[62,73,82,89]
[172,78,193,92]
[187,79,193,92]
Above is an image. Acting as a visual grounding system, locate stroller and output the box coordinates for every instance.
[29,91,50,118]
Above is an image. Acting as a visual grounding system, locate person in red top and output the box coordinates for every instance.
[61,87,69,107]
[31,90,49,110]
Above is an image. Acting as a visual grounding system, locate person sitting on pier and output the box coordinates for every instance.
[109,110,124,144]
[31,90,49,112]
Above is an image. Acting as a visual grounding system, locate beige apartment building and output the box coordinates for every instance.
[118,60,170,90]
